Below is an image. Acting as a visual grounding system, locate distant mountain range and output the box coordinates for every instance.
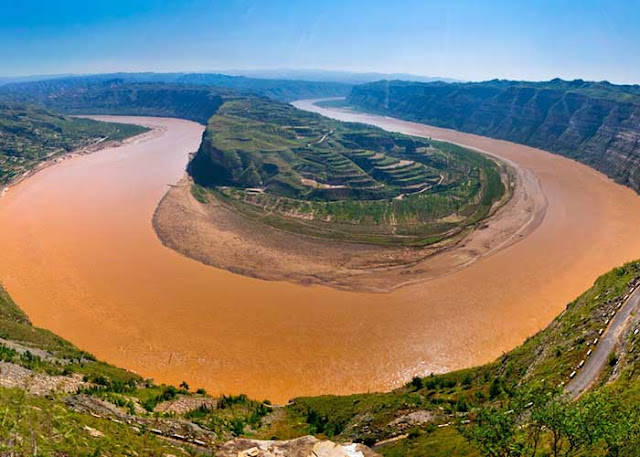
[348,78,640,192]
[0,74,76,86]
[0,72,351,104]
[0,79,228,124]
[0,69,459,88]
[219,68,460,84]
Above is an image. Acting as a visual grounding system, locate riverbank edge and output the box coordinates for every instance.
[151,103,545,293]
[1,118,158,198]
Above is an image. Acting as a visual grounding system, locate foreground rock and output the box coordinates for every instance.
[217,436,379,457]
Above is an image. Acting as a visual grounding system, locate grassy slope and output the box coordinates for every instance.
[0,102,148,184]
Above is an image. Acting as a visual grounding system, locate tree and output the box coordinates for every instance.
[459,405,526,457]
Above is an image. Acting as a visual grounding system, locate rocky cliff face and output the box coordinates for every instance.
[348,79,640,192]
[217,436,379,457]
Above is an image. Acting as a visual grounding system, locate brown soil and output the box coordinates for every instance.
[217,436,379,457]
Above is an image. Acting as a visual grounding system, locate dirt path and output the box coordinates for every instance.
[565,286,640,398]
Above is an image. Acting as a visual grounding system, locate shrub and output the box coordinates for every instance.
[410,376,423,390]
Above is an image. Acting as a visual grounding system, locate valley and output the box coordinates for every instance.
[154,97,539,291]
[4,1,640,455]
[3,101,640,408]
[347,79,640,194]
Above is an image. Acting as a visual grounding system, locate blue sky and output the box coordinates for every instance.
[2,0,639,83]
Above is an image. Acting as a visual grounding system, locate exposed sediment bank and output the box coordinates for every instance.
[153,140,543,292]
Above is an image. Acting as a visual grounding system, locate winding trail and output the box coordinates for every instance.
[565,286,640,398]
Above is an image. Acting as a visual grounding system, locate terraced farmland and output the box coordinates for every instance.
[188,96,508,245]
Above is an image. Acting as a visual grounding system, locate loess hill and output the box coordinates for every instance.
[0,102,148,185]
[0,72,351,110]
[348,78,640,193]
[0,79,228,124]
[188,96,507,246]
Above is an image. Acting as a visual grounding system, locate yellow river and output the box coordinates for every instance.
[1,107,640,403]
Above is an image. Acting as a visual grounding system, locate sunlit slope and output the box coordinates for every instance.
[188,96,506,245]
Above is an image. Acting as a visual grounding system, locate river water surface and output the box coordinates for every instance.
[2,110,640,403]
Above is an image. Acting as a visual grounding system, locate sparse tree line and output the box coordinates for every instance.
[459,386,640,457]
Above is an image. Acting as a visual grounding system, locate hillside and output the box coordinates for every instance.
[283,261,640,456]
[165,72,351,101]
[0,79,227,124]
[187,95,507,246]
[0,102,147,184]
[348,78,640,192]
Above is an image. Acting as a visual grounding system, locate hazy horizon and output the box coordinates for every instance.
[2,0,640,84]
[2,68,635,86]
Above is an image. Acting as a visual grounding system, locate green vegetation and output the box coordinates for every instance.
[188,96,507,245]
[184,394,271,437]
[0,102,148,184]
[0,81,226,124]
[0,388,178,456]
[348,78,640,193]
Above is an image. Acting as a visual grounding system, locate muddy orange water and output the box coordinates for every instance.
[2,108,640,404]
